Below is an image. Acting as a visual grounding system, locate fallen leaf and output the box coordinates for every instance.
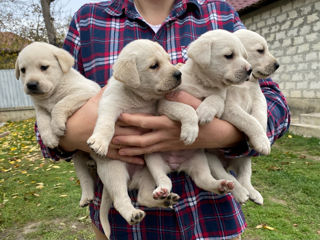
[52,165,60,169]
[288,135,293,138]
[256,224,275,231]
[59,194,68,198]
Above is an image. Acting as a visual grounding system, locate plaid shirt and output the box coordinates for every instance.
[36,0,290,239]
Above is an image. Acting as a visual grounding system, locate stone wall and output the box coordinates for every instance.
[240,0,320,117]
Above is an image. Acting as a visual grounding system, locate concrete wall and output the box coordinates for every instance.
[240,0,320,117]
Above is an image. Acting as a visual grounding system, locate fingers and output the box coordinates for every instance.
[119,113,179,129]
[112,128,180,147]
[106,148,145,165]
[118,140,190,156]
[165,90,202,109]
[114,124,149,136]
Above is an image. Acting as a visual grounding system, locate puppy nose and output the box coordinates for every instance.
[27,81,39,90]
[274,62,280,70]
[173,71,182,81]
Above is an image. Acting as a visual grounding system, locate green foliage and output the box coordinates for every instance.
[0,119,319,239]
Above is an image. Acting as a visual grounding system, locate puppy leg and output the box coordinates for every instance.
[135,168,180,208]
[87,104,122,156]
[73,151,95,207]
[196,92,225,125]
[94,157,145,225]
[158,99,199,145]
[223,105,270,155]
[182,150,234,194]
[36,106,59,148]
[145,153,173,199]
[229,157,263,205]
[206,152,249,204]
[51,93,96,136]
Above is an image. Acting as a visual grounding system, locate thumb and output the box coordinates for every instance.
[165,90,201,109]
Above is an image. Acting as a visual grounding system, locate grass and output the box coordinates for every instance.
[1,118,320,239]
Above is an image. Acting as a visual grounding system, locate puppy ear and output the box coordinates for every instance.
[15,58,20,80]
[187,38,212,66]
[53,48,75,73]
[112,56,140,88]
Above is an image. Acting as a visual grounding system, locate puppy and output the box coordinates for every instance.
[15,42,101,207]
[146,29,252,199]
[208,29,280,204]
[87,39,197,238]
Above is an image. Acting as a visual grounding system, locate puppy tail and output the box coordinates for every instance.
[100,187,112,239]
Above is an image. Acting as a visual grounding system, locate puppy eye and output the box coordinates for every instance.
[224,53,233,60]
[150,62,159,69]
[257,49,264,54]
[21,68,26,74]
[40,65,49,71]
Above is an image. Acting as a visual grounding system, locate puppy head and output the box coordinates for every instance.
[234,29,280,79]
[187,29,252,87]
[112,39,181,99]
[15,42,74,97]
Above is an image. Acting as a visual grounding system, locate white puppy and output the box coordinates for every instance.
[15,42,101,207]
[87,39,198,238]
[208,29,280,204]
[147,29,252,199]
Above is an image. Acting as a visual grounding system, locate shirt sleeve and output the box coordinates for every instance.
[222,77,291,158]
[35,12,82,161]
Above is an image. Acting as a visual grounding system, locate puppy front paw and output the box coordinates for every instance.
[196,105,217,125]
[248,188,263,205]
[180,124,199,145]
[42,133,59,148]
[51,120,66,137]
[87,134,110,156]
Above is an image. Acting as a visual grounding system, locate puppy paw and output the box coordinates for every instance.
[250,135,271,155]
[196,106,217,125]
[180,124,199,145]
[42,134,59,148]
[216,179,234,194]
[87,134,110,156]
[51,120,66,137]
[162,192,180,208]
[248,188,264,205]
[232,185,250,204]
[79,192,94,207]
[129,209,146,225]
[153,187,169,199]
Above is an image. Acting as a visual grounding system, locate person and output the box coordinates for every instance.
[36,0,290,239]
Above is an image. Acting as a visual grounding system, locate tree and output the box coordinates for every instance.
[40,0,57,46]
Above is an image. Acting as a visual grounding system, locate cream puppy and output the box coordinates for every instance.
[148,29,253,199]
[87,39,198,238]
[208,29,280,204]
[15,42,101,208]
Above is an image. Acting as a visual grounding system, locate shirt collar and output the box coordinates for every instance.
[104,0,202,19]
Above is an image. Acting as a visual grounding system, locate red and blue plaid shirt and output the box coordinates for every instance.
[36,0,290,239]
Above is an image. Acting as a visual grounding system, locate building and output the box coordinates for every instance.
[227,0,320,137]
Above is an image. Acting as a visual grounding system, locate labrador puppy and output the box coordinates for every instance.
[87,39,198,238]
[208,29,280,204]
[148,29,252,199]
[15,42,101,207]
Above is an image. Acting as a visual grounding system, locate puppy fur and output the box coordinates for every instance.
[15,42,101,207]
[87,39,198,238]
[146,29,253,200]
[209,29,280,204]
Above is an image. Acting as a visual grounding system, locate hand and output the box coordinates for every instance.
[59,86,145,165]
[114,91,245,156]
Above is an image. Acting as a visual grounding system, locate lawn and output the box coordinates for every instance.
[0,118,319,239]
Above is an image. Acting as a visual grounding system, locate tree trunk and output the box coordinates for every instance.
[40,0,57,46]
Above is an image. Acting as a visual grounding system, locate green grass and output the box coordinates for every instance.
[1,118,320,239]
